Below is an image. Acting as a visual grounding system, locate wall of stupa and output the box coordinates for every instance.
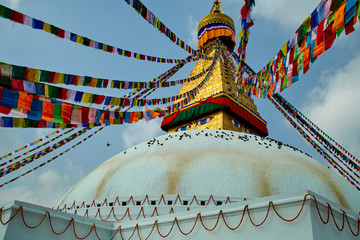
[167,110,261,135]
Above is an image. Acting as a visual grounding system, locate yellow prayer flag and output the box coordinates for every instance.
[44,84,49,97]
[54,73,64,84]
[302,16,311,30]
[43,23,51,33]
[27,68,40,82]
[76,35,84,44]
[238,29,245,38]
[113,97,121,106]
[13,117,25,128]
[82,92,92,104]
[281,42,288,56]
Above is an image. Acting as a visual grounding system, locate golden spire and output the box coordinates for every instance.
[161,1,268,136]
[210,0,224,14]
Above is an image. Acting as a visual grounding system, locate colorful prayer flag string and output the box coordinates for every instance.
[275,94,360,165]
[0,125,106,188]
[273,94,360,174]
[0,128,91,178]
[123,0,199,56]
[0,128,66,160]
[0,57,207,91]
[0,65,213,109]
[0,4,199,64]
[118,43,219,112]
[269,95,360,191]
[240,0,359,98]
[0,128,75,167]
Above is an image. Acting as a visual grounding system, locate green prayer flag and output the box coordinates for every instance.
[0,5,12,19]
[282,75,289,90]
[53,105,64,123]
[83,37,91,46]
[297,25,306,44]
[96,79,103,88]
[40,70,51,83]
[11,65,26,79]
[83,76,91,86]
[327,12,335,24]
[336,26,344,37]
[48,85,59,98]
[297,52,304,73]
[50,25,58,35]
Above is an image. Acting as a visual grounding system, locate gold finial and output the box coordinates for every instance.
[210,0,224,14]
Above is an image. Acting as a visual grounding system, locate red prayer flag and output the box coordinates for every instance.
[325,24,336,51]
[57,29,65,38]
[317,19,325,43]
[10,11,24,24]
[10,78,24,91]
[81,107,89,123]
[345,15,357,35]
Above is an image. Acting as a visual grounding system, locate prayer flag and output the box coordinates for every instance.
[333,3,346,32]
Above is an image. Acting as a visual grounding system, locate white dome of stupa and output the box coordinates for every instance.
[60,129,360,211]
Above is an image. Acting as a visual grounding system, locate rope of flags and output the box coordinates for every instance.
[0,64,215,110]
[0,125,106,188]
[112,62,188,112]
[0,128,91,179]
[0,4,202,64]
[270,95,360,191]
[272,94,360,177]
[118,43,219,113]
[0,128,66,160]
[0,91,167,127]
[0,128,75,168]
[0,58,208,91]
[239,0,360,98]
[274,94,360,166]
[237,0,255,65]
[123,0,199,57]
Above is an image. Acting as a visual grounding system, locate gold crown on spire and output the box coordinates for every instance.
[210,0,224,14]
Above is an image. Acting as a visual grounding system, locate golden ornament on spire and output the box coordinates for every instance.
[210,0,224,14]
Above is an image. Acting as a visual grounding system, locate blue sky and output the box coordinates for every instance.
[0,0,359,207]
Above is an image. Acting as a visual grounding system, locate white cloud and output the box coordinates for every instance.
[121,118,164,148]
[7,0,21,9]
[0,158,85,207]
[35,128,56,139]
[302,56,360,158]
[253,0,319,30]
[187,15,199,47]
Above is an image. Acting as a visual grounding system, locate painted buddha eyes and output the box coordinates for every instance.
[176,124,192,132]
[175,117,212,132]
[231,119,241,128]
[197,117,212,126]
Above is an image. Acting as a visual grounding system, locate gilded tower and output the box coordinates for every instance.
[161,0,268,136]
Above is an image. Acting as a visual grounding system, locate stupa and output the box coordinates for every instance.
[1,1,359,239]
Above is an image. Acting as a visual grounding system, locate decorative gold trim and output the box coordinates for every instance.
[198,13,235,33]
